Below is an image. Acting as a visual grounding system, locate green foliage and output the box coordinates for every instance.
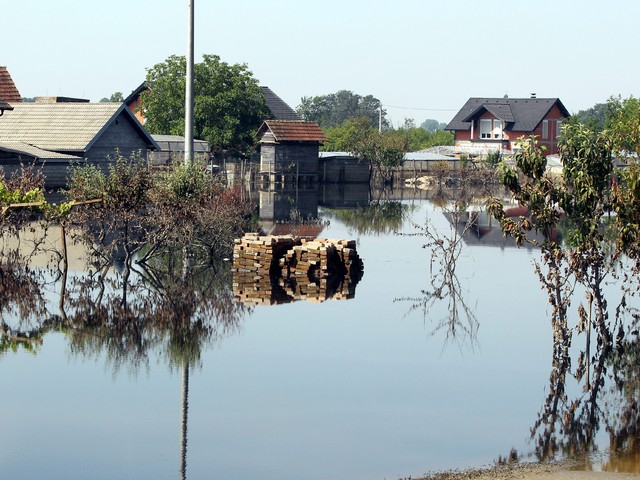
[322,117,375,152]
[67,163,106,201]
[100,92,124,103]
[159,160,209,201]
[297,90,387,130]
[141,54,268,157]
[605,95,640,155]
[571,102,608,131]
[485,150,502,168]
[325,200,409,235]
[103,153,153,210]
[420,118,448,132]
[0,183,44,206]
[559,122,614,247]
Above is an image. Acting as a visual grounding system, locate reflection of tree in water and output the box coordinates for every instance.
[325,200,411,235]
[396,189,479,351]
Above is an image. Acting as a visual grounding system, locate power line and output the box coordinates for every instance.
[382,103,457,112]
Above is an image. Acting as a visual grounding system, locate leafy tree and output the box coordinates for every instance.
[571,102,607,131]
[99,92,124,103]
[420,118,447,132]
[344,119,406,184]
[297,90,388,130]
[141,54,268,158]
[322,117,373,152]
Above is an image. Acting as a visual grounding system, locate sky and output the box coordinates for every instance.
[3,0,638,126]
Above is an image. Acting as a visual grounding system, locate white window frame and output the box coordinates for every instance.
[480,119,492,139]
[493,119,503,139]
[555,120,563,138]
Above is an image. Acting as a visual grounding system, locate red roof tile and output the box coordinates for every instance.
[0,67,22,103]
[259,120,327,143]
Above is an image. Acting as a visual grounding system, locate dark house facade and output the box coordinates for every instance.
[446,97,570,155]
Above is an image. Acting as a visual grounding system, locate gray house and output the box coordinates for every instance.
[0,101,159,188]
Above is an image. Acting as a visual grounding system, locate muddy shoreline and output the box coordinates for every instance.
[413,462,640,480]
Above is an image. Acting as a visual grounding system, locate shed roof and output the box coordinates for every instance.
[447,97,569,132]
[258,120,327,143]
[0,66,22,104]
[261,86,301,121]
[0,102,159,152]
[0,141,81,160]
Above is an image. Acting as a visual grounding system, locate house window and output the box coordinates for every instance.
[493,119,503,139]
[542,120,549,139]
[556,120,563,137]
[480,118,503,139]
[480,119,492,139]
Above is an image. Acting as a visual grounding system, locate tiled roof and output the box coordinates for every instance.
[0,103,156,152]
[261,86,301,121]
[0,66,22,103]
[0,141,81,160]
[447,98,569,132]
[258,120,327,142]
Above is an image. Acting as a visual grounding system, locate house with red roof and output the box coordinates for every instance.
[446,96,570,155]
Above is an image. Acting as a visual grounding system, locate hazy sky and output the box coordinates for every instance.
[3,0,637,126]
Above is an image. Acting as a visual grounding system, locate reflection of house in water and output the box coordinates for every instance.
[444,204,556,249]
[257,183,371,236]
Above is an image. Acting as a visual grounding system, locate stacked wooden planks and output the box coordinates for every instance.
[232,234,363,305]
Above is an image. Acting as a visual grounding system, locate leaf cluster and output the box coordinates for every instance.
[141,54,268,158]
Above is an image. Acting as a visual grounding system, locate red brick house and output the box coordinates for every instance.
[446,97,570,155]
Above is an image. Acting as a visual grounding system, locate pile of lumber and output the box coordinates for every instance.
[232,234,363,305]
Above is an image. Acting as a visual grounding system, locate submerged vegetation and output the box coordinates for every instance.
[0,153,256,368]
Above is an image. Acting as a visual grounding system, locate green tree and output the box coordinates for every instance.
[297,90,388,129]
[99,92,124,102]
[141,54,268,158]
[346,119,406,184]
[389,119,454,151]
[420,118,447,132]
[322,117,374,152]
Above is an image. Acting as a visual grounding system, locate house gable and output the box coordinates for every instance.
[0,66,22,104]
[261,87,301,121]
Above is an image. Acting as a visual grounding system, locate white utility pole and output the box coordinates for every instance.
[378,103,382,133]
[184,0,195,165]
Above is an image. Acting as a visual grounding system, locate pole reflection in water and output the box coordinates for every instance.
[180,361,189,480]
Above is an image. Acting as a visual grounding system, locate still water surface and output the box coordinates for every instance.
[0,190,621,479]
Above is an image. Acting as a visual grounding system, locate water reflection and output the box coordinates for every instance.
[396,188,481,351]
[5,182,640,477]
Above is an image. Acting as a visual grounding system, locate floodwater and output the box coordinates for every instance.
[1,186,637,480]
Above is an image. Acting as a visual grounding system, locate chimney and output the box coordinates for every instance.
[530,93,537,99]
